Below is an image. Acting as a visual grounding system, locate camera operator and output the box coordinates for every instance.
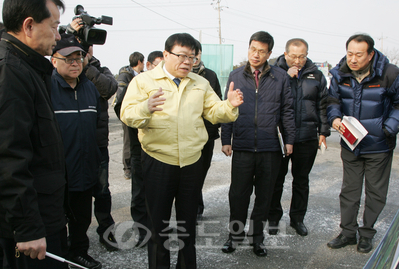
[68,17,119,252]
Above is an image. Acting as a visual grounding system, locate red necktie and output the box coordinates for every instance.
[254,70,260,87]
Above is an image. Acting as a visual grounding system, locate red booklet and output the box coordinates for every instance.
[341,123,358,145]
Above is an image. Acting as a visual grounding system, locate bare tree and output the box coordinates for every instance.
[386,48,399,66]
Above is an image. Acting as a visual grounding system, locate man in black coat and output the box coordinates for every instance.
[268,38,330,237]
[0,0,68,268]
[115,51,145,181]
[192,40,222,222]
[114,51,150,247]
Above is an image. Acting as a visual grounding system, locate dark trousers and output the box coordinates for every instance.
[68,188,93,257]
[340,147,393,239]
[268,139,318,223]
[93,147,115,235]
[122,123,131,173]
[228,151,281,244]
[0,227,68,269]
[142,152,203,269]
[197,139,215,215]
[131,145,147,235]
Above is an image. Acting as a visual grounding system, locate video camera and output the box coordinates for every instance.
[59,5,113,50]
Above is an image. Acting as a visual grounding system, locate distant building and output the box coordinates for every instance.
[315,61,331,88]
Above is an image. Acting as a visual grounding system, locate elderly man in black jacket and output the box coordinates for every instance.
[0,0,68,268]
[268,38,330,237]
[221,31,295,257]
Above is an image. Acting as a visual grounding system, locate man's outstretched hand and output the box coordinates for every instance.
[227,82,244,107]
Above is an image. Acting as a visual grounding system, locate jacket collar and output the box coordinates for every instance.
[244,61,271,78]
[1,32,53,76]
[332,49,388,81]
[52,68,88,90]
[192,61,206,76]
[275,54,316,75]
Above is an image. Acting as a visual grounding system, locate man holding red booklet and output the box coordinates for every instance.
[326,34,399,254]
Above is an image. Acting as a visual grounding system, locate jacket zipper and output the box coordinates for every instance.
[254,79,258,152]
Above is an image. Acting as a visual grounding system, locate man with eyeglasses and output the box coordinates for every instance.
[68,18,119,252]
[267,38,330,237]
[51,34,102,269]
[121,33,243,268]
[221,31,295,257]
[146,50,164,71]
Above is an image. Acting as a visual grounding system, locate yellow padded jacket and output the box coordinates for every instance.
[121,61,238,167]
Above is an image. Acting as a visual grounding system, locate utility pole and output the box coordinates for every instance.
[378,34,388,53]
[212,0,226,44]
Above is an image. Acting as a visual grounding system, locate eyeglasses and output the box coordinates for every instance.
[53,56,84,64]
[169,52,198,63]
[249,46,268,57]
[287,54,307,61]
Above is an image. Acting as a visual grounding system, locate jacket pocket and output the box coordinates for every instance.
[36,105,59,147]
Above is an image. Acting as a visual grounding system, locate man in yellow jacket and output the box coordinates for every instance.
[121,33,243,269]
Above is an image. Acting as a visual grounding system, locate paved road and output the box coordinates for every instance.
[85,107,399,268]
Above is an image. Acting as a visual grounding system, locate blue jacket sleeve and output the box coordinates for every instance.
[326,77,342,125]
[384,75,399,136]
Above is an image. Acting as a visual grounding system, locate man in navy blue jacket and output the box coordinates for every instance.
[221,31,295,257]
[326,34,399,253]
[51,34,102,269]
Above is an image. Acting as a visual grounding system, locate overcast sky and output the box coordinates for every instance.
[2,0,399,74]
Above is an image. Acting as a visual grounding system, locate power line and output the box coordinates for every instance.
[226,8,348,38]
[130,0,199,32]
[130,0,221,41]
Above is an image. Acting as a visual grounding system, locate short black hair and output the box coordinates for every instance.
[2,0,65,33]
[147,51,163,64]
[195,39,202,54]
[285,38,308,53]
[249,31,274,52]
[346,34,375,54]
[164,33,198,55]
[129,52,144,67]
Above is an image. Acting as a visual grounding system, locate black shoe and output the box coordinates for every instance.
[123,171,131,180]
[70,254,102,269]
[327,234,357,249]
[357,236,373,253]
[135,234,147,248]
[290,221,308,236]
[99,231,119,251]
[268,221,279,235]
[221,239,237,253]
[252,242,267,257]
